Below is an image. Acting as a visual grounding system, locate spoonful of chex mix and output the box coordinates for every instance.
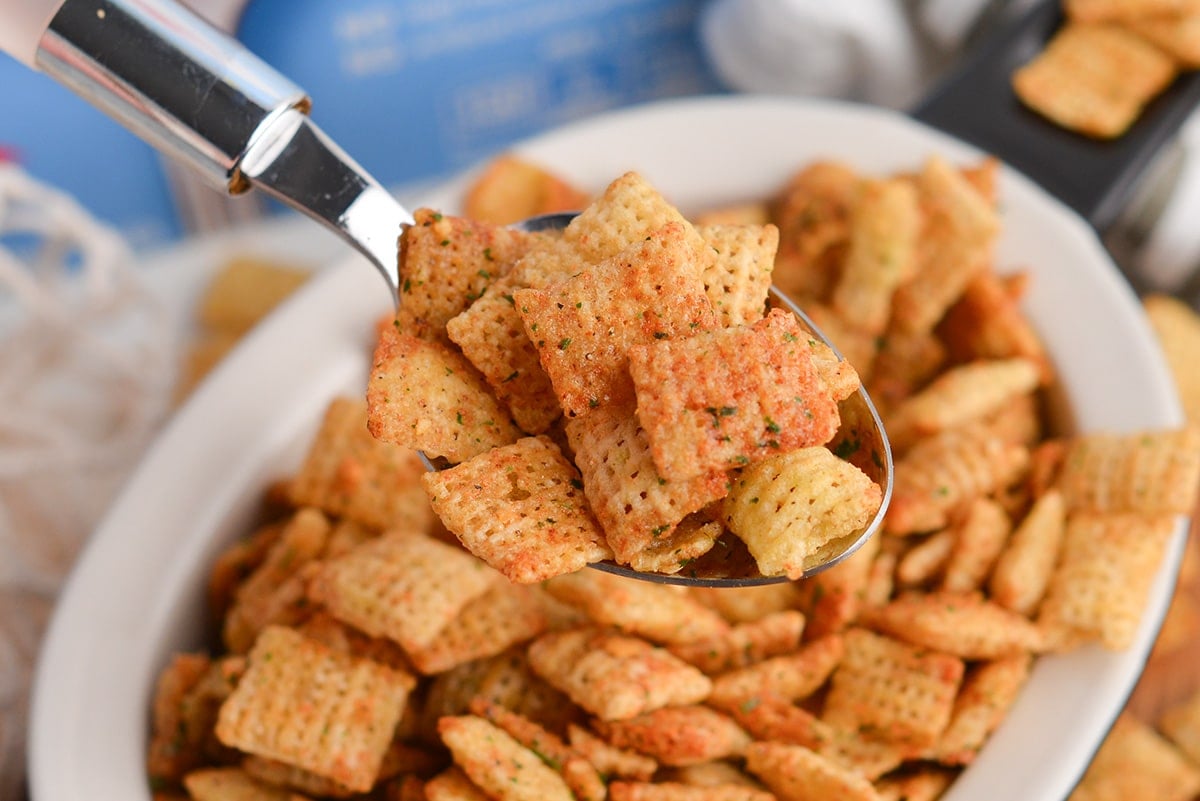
[365,172,892,586]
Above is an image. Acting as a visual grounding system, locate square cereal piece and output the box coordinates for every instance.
[707,633,845,710]
[862,590,1044,660]
[565,402,729,566]
[215,626,415,793]
[697,223,778,327]
[288,397,434,533]
[796,531,880,639]
[822,628,964,752]
[183,767,297,801]
[425,767,492,801]
[1037,512,1177,650]
[1069,714,1200,801]
[307,531,500,654]
[593,705,752,766]
[1012,22,1178,139]
[769,161,861,303]
[1160,688,1200,765]
[515,222,718,417]
[241,754,359,798]
[367,324,521,463]
[439,715,575,801]
[567,724,659,782]
[928,653,1031,765]
[526,627,712,721]
[1065,0,1200,21]
[394,209,537,337]
[542,569,730,644]
[629,308,842,481]
[1127,13,1200,67]
[405,582,548,675]
[422,435,612,583]
[1055,426,1200,515]
[463,154,590,226]
[723,445,882,579]
[667,609,806,674]
[744,742,882,801]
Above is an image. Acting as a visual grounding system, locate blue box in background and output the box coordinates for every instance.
[0,0,722,251]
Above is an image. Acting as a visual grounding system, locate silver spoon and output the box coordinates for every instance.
[3,0,892,586]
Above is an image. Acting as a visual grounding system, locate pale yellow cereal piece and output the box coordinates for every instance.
[886,422,1030,536]
[609,781,774,801]
[1145,293,1200,423]
[884,358,1040,451]
[723,446,882,579]
[405,582,548,675]
[422,436,612,583]
[1013,22,1178,139]
[288,397,434,533]
[890,157,999,335]
[526,627,712,721]
[1056,426,1200,515]
[697,223,778,327]
[183,767,301,801]
[565,402,729,567]
[895,530,955,588]
[744,742,883,801]
[1065,0,1200,21]
[1128,13,1200,66]
[367,325,521,463]
[694,201,770,227]
[594,705,752,766]
[1068,714,1200,801]
[463,154,590,225]
[940,498,1012,594]
[708,634,845,710]
[1160,687,1200,765]
[307,531,500,654]
[197,256,310,336]
[831,178,920,336]
[567,724,659,781]
[439,715,574,801]
[215,626,415,793]
[542,569,730,644]
[668,610,805,674]
[865,590,1044,659]
[989,489,1067,615]
[1038,512,1178,650]
[927,653,1031,766]
[822,628,964,752]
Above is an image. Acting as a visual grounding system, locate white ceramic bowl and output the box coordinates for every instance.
[29,96,1187,800]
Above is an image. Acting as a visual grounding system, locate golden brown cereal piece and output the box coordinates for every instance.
[182,767,299,801]
[567,724,659,781]
[890,156,999,336]
[770,161,860,303]
[463,154,590,226]
[197,256,310,336]
[886,422,1030,536]
[708,634,845,710]
[625,515,726,575]
[989,489,1067,615]
[223,508,330,653]
[215,626,415,793]
[515,222,718,417]
[542,569,730,644]
[802,303,879,383]
[688,583,802,624]
[864,590,1044,659]
[594,706,752,766]
[723,445,881,579]
[697,223,778,327]
[1068,714,1200,801]
[1145,293,1200,422]
[822,628,964,752]
[241,754,358,798]
[147,653,214,784]
[288,397,434,533]
[609,781,774,801]
[526,628,712,720]
[867,327,948,412]
[796,530,880,639]
[940,498,1012,594]
[668,610,806,674]
[884,358,1040,451]
[405,582,548,675]
[438,715,575,801]
[565,402,729,567]
[1160,688,1200,765]
[395,209,536,337]
[1056,426,1200,515]
[937,271,1052,384]
[873,767,956,801]
[744,742,882,801]
[367,326,521,463]
[831,178,920,336]
[296,612,413,673]
[422,436,612,582]
[630,309,842,481]
[175,328,242,401]
[928,653,1031,765]
[1012,22,1178,139]
[425,767,492,801]
[1038,512,1177,650]
[724,694,829,748]
[1065,0,1200,21]
[664,761,768,789]
[895,530,954,588]
[308,531,500,654]
[982,391,1043,449]
[1128,13,1200,66]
